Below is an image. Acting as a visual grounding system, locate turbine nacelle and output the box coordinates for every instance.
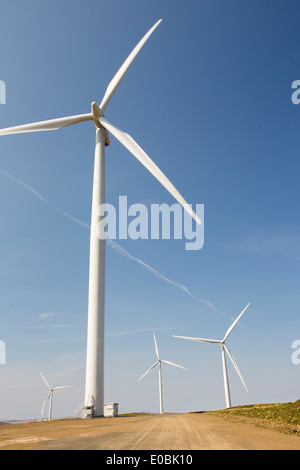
[91,102,110,146]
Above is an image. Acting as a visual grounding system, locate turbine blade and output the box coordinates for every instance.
[0,113,93,136]
[99,19,162,112]
[41,391,51,419]
[99,117,201,225]
[224,344,248,392]
[40,372,51,389]
[153,333,159,359]
[161,359,186,370]
[138,360,159,381]
[173,335,221,344]
[223,303,250,342]
[53,386,71,390]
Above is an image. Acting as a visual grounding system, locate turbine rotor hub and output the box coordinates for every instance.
[91,102,103,126]
[91,102,110,146]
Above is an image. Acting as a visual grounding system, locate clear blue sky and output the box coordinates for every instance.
[0,0,300,420]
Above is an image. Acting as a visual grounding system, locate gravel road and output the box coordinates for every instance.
[1,413,300,450]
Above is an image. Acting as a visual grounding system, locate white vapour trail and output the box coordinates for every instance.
[107,238,220,313]
[0,168,221,314]
[0,168,90,230]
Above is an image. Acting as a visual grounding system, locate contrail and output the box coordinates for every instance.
[107,238,221,313]
[0,168,222,314]
[0,168,90,230]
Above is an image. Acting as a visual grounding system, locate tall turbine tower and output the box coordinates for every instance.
[0,20,200,417]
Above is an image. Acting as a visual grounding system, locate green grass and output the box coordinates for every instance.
[206,400,300,436]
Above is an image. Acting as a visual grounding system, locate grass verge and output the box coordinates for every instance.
[205,400,300,436]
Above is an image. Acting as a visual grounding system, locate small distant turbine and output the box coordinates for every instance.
[40,372,71,420]
[138,333,186,414]
[173,303,250,409]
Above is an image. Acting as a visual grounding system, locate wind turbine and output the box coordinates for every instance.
[173,303,250,409]
[138,333,186,414]
[40,372,71,421]
[0,19,200,418]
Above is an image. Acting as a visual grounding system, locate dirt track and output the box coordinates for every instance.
[1,413,300,450]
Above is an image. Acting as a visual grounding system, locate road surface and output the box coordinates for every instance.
[0,413,299,450]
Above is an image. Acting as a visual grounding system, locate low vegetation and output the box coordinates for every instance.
[206,400,300,436]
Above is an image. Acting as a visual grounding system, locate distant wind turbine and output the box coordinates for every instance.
[40,372,71,421]
[173,303,250,408]
[138,333,186,414]
[0,20,200,418]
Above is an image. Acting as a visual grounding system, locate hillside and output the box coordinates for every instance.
[207,400,300,436]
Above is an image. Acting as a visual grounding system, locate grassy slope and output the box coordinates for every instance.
[205,400,300,436]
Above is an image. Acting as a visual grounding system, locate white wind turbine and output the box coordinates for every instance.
[40,372,71,421]
[138,333,186,414]
[0,20,200,418]
[173,303,250,408]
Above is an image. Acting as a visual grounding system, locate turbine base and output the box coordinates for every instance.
[82,405,95,419]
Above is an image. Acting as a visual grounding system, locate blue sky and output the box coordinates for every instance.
[0,0,300,420]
